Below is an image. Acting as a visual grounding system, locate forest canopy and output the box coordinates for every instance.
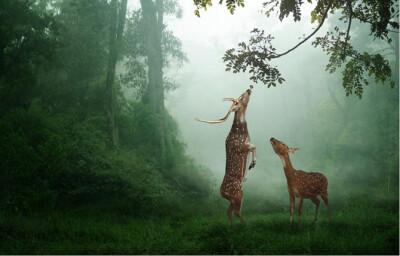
[193,0,399,98]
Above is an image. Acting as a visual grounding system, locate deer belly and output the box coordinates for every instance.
[220,176,243,199]
[289,187,300,197]
[289,186,319,198]
[225,150,248,176]
[222,145,248,199]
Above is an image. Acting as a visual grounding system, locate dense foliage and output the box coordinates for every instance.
[194,0,399,98]
[0,0,212,215]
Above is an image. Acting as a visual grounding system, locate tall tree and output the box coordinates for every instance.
[106,0,128,146]
[119,0,186,161]
[140,0,167,159]
[121,1,187,159]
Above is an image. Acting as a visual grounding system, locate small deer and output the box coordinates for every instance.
[196,89,256,227]
[270,137,332,226]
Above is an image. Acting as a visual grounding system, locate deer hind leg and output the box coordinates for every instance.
[321,193,332,222]
[311,197,320,223]
[227,200,235,228]
[233,197,246,225]
[298,197,304,227]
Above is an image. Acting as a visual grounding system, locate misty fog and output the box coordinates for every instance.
[1,0,398,254]
[142,0,397,202]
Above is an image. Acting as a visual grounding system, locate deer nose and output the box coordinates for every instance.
[270,137,274,141]
[246,89,251,95]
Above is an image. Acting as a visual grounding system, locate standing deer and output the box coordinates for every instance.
[196,89,256,227]
[270,137,332,226]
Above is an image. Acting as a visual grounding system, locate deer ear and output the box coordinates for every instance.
[289,148,299,154]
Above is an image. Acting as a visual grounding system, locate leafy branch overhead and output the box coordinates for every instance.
[223,29,285,87]
[194,0,399,98]
[193,0,244,16]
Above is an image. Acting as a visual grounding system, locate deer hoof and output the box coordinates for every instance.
[249,161,256,169]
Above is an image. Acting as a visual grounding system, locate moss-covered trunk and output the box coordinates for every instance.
[106,0,127,147]
[140,0,166,160]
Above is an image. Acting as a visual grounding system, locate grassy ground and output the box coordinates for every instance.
[0,200,398,255]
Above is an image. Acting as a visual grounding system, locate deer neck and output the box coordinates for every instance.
[280,153,295,180]
[230,108,248,134]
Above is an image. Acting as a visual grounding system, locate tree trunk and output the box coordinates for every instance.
[106,0,128,147]
[140,0,166,160]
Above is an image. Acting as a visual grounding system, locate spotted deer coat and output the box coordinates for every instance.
[220,112,250,200]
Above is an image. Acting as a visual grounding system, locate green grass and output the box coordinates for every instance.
[0,201,398,254]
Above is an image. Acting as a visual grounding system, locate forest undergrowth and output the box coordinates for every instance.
[0,187,398,255]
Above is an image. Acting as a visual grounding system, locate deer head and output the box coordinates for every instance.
[195,89,251,124]
[270,137,299,156]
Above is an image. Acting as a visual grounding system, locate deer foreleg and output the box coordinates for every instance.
[298,197,304,227]
[289,195,295,224]
[246,143,256,169]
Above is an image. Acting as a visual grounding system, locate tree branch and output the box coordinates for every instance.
[373,47,395,54]
[391,10,399,19]
[274,0,334,58]
[341,0,352,60]
[352,11,399,33]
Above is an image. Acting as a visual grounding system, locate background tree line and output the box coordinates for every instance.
[0,0,212,215]
[0,0,398,221]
